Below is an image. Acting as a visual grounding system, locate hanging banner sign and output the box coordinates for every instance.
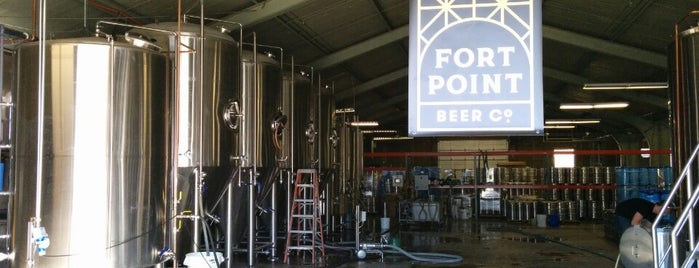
[408,0,543,136]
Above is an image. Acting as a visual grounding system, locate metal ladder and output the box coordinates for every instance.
[653,144,699,268]
[283,169,325,264]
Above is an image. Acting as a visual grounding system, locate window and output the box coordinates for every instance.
[553,148,575,168]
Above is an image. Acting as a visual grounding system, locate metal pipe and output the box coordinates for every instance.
[172,2,182,266]
[248,169,256,267]
[225,177,233,268]
[1,25,4,123]
[191,0,206,254]
[26,1,47,266]
[248,31,258,268]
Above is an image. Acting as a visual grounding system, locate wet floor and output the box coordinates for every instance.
[226,217,620,268]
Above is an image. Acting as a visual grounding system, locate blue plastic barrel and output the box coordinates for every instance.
[548,214,560,227]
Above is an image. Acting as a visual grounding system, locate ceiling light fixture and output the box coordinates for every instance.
[361,130,397,134]
[335,108,355,114]
[373,136,414,141]
[582,82,667,90]
[559,102,629,110]
[544,125,575,129]
[545,119,600,124]
[349,121,379,127]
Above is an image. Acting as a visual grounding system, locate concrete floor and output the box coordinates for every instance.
[226,217,620,268]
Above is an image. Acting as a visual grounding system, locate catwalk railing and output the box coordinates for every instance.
[652,144,699,268]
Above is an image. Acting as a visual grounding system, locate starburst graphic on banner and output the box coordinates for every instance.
[418,0,532,55]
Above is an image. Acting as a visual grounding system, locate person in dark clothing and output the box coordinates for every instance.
[614,198,663,233]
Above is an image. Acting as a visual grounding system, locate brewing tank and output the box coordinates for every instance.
[232,50,284,248]
[239,50,283,169]
[672,26,699,181]
[12,37,169,267]
[281,70,316,170]
[132,22,238,169]
[128,21,240,257]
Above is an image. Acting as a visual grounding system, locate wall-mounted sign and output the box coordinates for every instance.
[409,0,543,136]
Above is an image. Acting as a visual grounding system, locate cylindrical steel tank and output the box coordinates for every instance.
[239,50,283,169]
[281,69,316,170]
[238,50,283,244]
[129,21,240,258]
[132,22,238,169]
[671,26,699,182]
[12,37,169,267]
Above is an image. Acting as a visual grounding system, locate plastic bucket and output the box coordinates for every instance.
[183,252,224,268]
[548,214,560,227]
[536,214,547,228]
[380,217,391,231]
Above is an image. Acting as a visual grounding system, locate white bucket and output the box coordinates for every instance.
[380,217,391,231]
[183,252,224,268]
[459,207,471,220]
[536,214,547,228]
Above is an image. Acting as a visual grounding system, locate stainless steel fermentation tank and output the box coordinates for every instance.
[235,49,284,256]
[11,37,169,267]
[129,22,240,258]
[281,70,316,170]
[672,25,699,184]
[280,69,315,234]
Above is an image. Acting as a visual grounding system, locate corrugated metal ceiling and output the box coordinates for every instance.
[1,0,698,138]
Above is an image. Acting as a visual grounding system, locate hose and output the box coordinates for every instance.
[381,244,463,264]
[320,240,463,264]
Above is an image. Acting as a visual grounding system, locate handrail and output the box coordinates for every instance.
[652,143,699,268]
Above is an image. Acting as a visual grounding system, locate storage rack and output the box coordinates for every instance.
[365,149,671,222]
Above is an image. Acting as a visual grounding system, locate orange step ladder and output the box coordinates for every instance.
[283,169,325,264]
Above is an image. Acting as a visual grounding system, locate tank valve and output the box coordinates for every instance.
[31,226,50,256]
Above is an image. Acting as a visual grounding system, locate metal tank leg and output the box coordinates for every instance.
[270,177,278,261]
[226,179,233,268]
[248,170,256,267]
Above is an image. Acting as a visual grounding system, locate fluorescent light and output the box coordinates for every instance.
[592,102,629,109]
[349,121,379,127]
[361,130,397,134]
[582,82,667,90]
[335,108,355,114]
[373,136,414,141]
[545,119,600,124]
[560,102,629,110]
[560,103,593,109]
[544,125,575,129]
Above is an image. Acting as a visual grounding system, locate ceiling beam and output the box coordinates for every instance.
[335,67,407,101]
[356,93,407,116]
[542,25,666,68]
[214,0,310,27]
[311,24,663,74]
[543,67,667,109]
[308,25,409,69]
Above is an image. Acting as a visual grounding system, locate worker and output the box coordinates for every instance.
[614,198,666,233]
